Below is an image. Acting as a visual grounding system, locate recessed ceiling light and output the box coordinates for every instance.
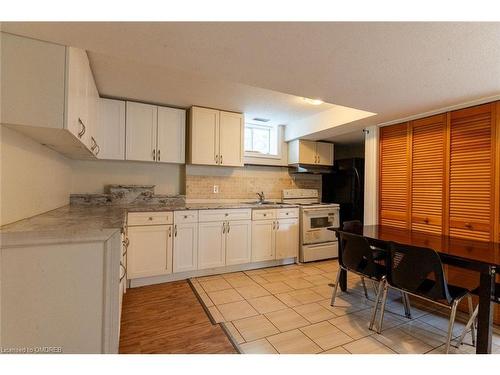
[303,97,324,105]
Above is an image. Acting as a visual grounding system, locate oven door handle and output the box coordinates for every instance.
[303,208,337,213]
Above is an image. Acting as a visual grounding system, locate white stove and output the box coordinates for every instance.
[282,189,340,262]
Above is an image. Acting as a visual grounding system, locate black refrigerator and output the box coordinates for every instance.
[321,158,364,225]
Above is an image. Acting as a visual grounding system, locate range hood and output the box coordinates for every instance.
[288,163,334,174]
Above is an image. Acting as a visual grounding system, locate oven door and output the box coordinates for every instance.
[302,208,339,244]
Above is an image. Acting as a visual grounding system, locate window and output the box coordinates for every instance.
[244,123,278,156]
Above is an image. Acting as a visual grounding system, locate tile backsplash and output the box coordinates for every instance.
[186,165,321,200]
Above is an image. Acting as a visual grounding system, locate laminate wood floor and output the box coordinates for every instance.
[119,280,237,354]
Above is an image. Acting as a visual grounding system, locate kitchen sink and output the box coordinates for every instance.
[249,201,276,205]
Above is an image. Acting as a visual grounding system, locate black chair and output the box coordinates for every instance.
[330,231,407,330]
[374,241,476,353]
[455,283,499,348]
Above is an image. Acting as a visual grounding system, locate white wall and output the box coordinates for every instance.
[70,160,185,195]
[0,126,72,226]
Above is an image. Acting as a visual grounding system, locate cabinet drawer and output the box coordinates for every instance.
[174,210,199,223]
[252,209,276,220]
[199,209,251,222]
[277,207,299,219]
[127,212,173,226]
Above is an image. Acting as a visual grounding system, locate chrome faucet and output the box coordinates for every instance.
[256,191,265,203]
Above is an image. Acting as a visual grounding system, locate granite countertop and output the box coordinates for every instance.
[0,202,298,247]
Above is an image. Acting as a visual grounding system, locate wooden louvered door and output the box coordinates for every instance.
[448,103,497,241]
[379,123,410,229]
[410,114,447,234]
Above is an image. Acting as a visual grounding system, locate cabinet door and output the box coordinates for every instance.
[219,111,244,166]
[411,114,446,234]
[298,140,317,164]
[127,225,172,279]
[66,47,90,145]
[225,220,252,265]
[97,98,125,160]
[198,221,226,269]
[379,123,410,229]
[173,222,198,273]
[157,106,186,163]
[449,103,496,241]
[251,220,276,262]
[190,107,219,165]
[316,142,334,166]
[275,218,299,259]
[126,102,157,162]
[86,65,100,153]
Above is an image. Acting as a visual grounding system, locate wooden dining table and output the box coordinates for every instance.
[328,224,499,354]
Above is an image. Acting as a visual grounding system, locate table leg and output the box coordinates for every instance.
[339,269,347,292]
[476,268,495,354]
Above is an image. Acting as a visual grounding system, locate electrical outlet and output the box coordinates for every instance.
[213,185,219,194]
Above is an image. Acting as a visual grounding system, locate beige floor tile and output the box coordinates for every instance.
[235,284,271,299]
[318,296,371,317]
[294,302,336,323]
[262,273,288,283]
[309,284,334,299]
[314,263,339,273]
[200,278,232,292]
[197,291,214,307]
[267,329,322,354]
[244,269,269,276]
[300,266,325,276]
[208,306,224,323]
[226,276,258,288]
[321,346,351,354]
[208,288,244,305]
[301,321,353,350]
[240,339,278,354]
[218,300,259,321]
[372,325,435,354]
[302,274,332,286]
[416,311,466,337]
[223,322,245,344]
[197,274,224,282]
[283,278,315,290]
[222,271,246,279]
[281,269,308,278]
[262,281,294,294]
[288,289,324,304]
[328,313,375,340]
[385,298,430,320]
[397,319,449,348]
[275,292,304,307]
[233,315,280,342]
[427,343,477,354]
[247,295,288,314]
[249,275,268,284]
[343,336,395,354]
[265,308,310,331]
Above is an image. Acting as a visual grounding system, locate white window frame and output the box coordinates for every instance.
[244,123,280,160]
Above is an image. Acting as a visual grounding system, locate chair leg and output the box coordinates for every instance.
[369,278,385,331]
[330,268,342,307]
[401,292,412,319]
[361,277,369,299]
[376,284,389,334]
[467,294,476,346]
[456,304,479,348]
[445,300,459,354]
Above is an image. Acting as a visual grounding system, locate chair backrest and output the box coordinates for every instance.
[338,231,384,279]
[388,242,452,303]
[342,220,363,233]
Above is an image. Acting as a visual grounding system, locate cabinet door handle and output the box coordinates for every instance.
[220,155,223,165]
[158,149,161,161]
[168,226,172,237]
[317,155,320,164]
[272,221,276,230]
[78,118,86,138]
[277,221,280,230]
[174,224,177,237]
[90,136,97,151]
[227,221,230,233]
[95,143,100,156]
[222,222,226,234]
[119,262,127,282]
[153,149,156,161]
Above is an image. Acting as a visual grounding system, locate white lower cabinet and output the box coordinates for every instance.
[198,221,226,269]
[173,222,198,273]
[275,218,299,259]
[225,220,252,265]
[252,209,299,262]
[127,223,173,279]
[251,220,276,262]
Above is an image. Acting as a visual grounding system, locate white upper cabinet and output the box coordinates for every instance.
[189,107,220,165]
[126,102,157,162]
[97,98,126,160]
[126,101,186,164]
[157,106,186,163]
[1,33,99,159]
[219,111,244,166]
[288,139,334,166]
[189,106,244,167]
